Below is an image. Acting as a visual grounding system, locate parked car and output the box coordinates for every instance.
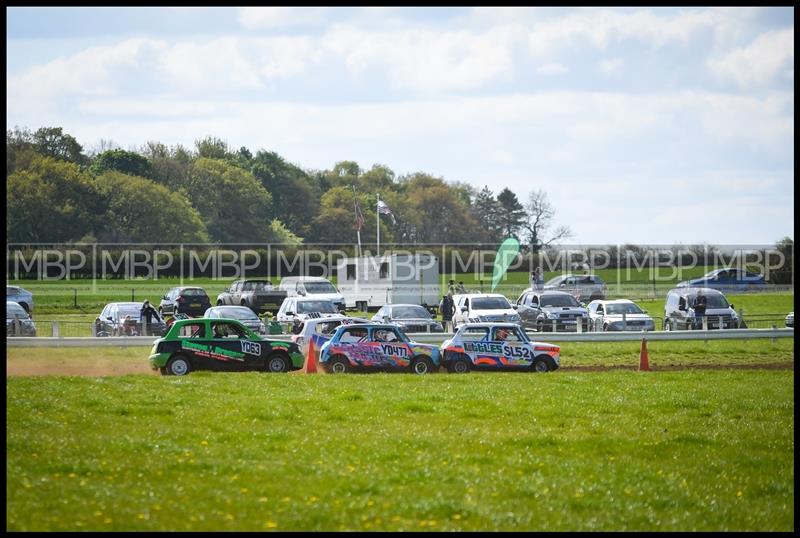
[543,274,608,301]
[276,297,341,324]
[663,287,744,330]
[6,286,33,313]
[676,268,766,292]
[158,287,211,317]
[278,277,345,312]
[451,293,522,329]
[149,318,304,376]
[216,279,287,315]
[515,289,589,332]
[204,305,267,335]
[586,299,655,332]
[6,300,36,336]
[785,312,793,328]
[440,322,560,373]
[319,323,441,374]
[371,304,444,333]
[290,315,371,356]
[96,302,166,337]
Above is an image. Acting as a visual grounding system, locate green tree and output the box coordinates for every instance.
[250,150,318,237]
[141,141,192,189]
[194,136,231,160]
[32,127,87,165]
[7,155,101,241]
[184,158,274,242]
[496,188,526,238]
[94,171,209,243]
[90,148,153,178]
[473,186,503,243]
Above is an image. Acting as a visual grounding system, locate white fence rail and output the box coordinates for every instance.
[6,328,793,347]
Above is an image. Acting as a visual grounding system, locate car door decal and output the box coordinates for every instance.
[181,340,246,362]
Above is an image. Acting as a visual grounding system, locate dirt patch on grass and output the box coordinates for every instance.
[6,360,157,377]
[560,362,794,372]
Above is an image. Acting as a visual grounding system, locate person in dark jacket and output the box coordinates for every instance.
[693,290,707,328]
[140,300,160,336]
[440,293,455,332]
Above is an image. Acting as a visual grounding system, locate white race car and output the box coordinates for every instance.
[440,322,560,373]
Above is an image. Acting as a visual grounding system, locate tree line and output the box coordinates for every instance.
[6,126,572,248]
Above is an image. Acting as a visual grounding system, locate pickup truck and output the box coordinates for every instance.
[216,279,287,315]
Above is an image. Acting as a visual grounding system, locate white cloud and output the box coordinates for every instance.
[237,7,329,29]
[598,57,623,75]
[708,28,794,88]
[536,62,568,76]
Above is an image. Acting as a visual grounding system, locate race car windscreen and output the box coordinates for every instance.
[304,282,337,294]
[606,303,644,315]
[297,300,338,313]
[471,297,512,310]
[391,306,431,319]
[540,295,580,307]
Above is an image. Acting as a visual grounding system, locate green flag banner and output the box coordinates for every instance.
[491,237,521,292]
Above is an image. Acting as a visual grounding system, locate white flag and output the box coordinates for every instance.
[377,200,396,224]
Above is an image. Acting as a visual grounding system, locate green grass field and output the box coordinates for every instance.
[6,368,794,531]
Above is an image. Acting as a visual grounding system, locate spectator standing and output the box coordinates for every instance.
[140,299,159,336]
[440,293,455,332]
[694,290,707,329]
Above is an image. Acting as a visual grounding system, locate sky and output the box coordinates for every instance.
[6,6,795,246]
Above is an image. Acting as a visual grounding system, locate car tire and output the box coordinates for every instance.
[328,354,351,374]
[410,355,436,374]
[448,356,470,374]
[664,319,672,331]
[265,353,290,373]
[603,323,610,332]
[217,300,223,306]
[532,356,556,373]
[166,355,191,376]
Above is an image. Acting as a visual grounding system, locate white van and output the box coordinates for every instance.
[451,293,522,329]
[278,277,345,312]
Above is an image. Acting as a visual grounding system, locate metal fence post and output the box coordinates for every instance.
[52,321,59,338]
[132,289,135,302]
[577,317,582,333]
[73,288,78,308]
[738,308,744,329]
[552,319,557,332]
[622,312,627,331]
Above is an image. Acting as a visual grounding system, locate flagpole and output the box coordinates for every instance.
[377,193,380,258]
[352,185,362,259]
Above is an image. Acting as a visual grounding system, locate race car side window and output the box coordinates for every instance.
[212,322,246,339]
[180,323,206,339]
[492,327,523,342]
[460,327,489,341]
[340,327,368,343]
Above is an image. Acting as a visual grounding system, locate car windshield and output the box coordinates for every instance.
[540,295,580,307]
[215,307,259,320]
[692,294,729,309]
[180,288,207,297]
[7,303,28,318]
[471,297,512,310]
[606,303,644,315]
[391,306,431,319]
[304,281,337,294]
[242,281,273,291]
[544,276,566,287]
[297,300,338,313]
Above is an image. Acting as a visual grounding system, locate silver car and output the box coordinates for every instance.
[543,274,607,302]
[7,286,34,313]
[7,300,36,336]
[586,299,655,332]
[371,304,444,332]
[204,305,266,335]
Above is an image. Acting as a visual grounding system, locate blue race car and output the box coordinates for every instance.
[677,268,766,292]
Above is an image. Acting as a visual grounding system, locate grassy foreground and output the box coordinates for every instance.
[6,369,794,531]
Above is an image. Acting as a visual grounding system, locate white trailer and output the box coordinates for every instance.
[336,253,440,311]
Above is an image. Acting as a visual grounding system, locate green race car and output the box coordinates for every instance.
[149,318,304,376]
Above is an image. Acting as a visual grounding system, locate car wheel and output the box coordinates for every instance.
[411,356,436,374]
[217,300,223,306]
[166,355,191,376]
[664,319,672,331]
[603,323,610,332]
[532,356,556,373]
[448,356,470,374]
[328,355,351,374]
[265,353,290,373]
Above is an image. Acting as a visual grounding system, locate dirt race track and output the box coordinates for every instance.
[5,361,792,377]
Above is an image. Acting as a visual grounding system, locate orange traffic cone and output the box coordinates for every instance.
[304,337,318,374]
[639,337,650,371]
